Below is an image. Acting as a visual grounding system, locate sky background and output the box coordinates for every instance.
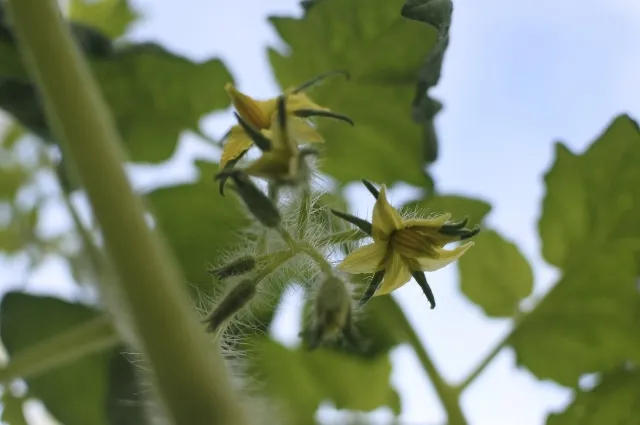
[2,0,640,424]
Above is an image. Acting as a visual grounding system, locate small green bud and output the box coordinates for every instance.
[207,256,257,279]
[204,279,257,333]
[302,275,358,350]
[217,171,281,228]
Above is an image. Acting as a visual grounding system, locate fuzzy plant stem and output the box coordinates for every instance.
[7,2,249,425]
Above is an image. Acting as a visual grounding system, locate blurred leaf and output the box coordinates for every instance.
[509,242,640,387]
[402,194,492,226]
[1,391,28,425]
[538,144,590,268]
[0,43,27,80]
[146,161,248,293]
[0,227,23,253]
[0,292,110,425]
[546,366,640,425]
[458,229,533,317]
[0,166,27,200]
[0,123,25,150]
[69,0,139,39]
[247,336,399,424]
[401,0,453,164]
[0,26,233,163]
[512,114,640,386]
[539,115,640,268]
[268,0,441,187]
[93,44,233,162]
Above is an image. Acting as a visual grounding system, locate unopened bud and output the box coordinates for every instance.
[204,279,257,333]
[217,171,281,228]
[302,275,357,350]
[207,256,256,279]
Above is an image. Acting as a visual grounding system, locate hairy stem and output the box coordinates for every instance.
[278,226,334,275]
[295,187,311,239]
[7,2,249,425]
[317,228,368,246]
[0,316,118,384]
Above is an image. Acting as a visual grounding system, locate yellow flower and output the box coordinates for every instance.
[239,95,312,184]
[337,185,475,299]
[220,71,352,169]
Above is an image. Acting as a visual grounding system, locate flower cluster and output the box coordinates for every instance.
[205,71,480,349]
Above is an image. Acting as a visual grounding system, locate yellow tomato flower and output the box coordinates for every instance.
[220,71,352,169]
[240,96,312,184]
[338,185,475,297]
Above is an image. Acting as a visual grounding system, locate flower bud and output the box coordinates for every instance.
[217,171,281,228]
[204,279,257,333]
[207,256,256,280]
[302,275,358,350]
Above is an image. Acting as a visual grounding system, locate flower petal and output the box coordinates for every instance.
[269,110,297,155]
[243,152,290,180]
[337,242,387,274]
[403,213,451,230]
[290,117,325,143]
[285,91,330,112]
[372,185,404,242]
[375,252,412,295]
[415,241,475,272]
[220,125,255,169]
[225,83,273,129]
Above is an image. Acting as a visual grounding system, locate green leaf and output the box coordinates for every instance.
[508,246,640,387]
[93,44,233,162]
[0,123,26,150]
[458,229,534,317]
[247,336,400,424]
[0,292,110,425]
[401,0,453,164]
[1,391,29,425]
[538,143,591,268]
[402,194,492,226]
[0,36,233,163]
[546,366,640,425]
[146,161,248,292]
[0,166,27,200]
[539,115,640,268]
[267,0,441,187]
[513,114,640,386]
[69,0,139,39]
[0,42,28,80]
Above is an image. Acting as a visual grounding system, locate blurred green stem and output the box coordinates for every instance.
[388,299,468,425]
[0,317,118,384]
[454,311,525,394]
[454,331,510,394]
[7,2,249,425]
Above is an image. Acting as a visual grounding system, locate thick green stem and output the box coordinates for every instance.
[7,3,249,425]
[387,299,468,425]
[278,226,334,275]
[0,317,118,384]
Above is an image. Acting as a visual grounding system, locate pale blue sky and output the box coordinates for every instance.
[2,0,640,424]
